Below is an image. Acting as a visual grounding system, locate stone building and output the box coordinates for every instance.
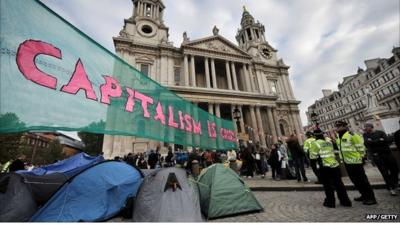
[102,0,302,157]
[306,47,400,133]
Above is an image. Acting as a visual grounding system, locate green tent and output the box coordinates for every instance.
[196,164,263,219]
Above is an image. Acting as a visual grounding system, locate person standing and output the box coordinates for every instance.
[394,120,400,150]
[312,129,352,208]
[148,150,159,169]
[304,131,321,184]
[242,146,255,178]
[286,135,308,182]
[335,120,377,205]
[268,144,282,180]
[363,123,398,196]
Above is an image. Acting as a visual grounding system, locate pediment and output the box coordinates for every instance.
[184,35,250,57]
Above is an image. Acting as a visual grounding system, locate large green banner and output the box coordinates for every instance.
[0,0,237,150]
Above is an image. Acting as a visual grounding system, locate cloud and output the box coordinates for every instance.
[41,0,400,127]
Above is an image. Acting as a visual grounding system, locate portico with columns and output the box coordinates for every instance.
[103,0,302,157]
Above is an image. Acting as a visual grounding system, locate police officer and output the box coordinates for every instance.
[363,123,398,196]
[312,129,351,208]
[303,131,321,184]
[335,120,377,205]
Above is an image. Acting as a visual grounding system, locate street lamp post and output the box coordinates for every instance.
[233,106,241,133]
[233,106,243,149]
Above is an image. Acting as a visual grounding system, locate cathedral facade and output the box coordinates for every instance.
[102,0,303,158]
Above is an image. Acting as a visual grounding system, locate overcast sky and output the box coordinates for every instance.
[42,0,399,131]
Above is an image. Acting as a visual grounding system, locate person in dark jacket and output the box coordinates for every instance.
[9,155,26,172]
[363,123,398,196]
[286,135,308,182]
[268,144,282,180]
[394,120,400,150]
[165,146,174,167]
[148,149,159,169]
[241,146,255,178]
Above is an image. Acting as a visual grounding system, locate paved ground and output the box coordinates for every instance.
[213,190,400,222]
[243,163,389,191]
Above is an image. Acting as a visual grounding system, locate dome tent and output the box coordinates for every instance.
[196,164,263,219]
[30,161,143,222]
[132,167,203,222]
[0,172,68,222]
[17,152,103,177]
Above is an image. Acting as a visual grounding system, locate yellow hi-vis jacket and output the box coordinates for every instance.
[312,138,339,168]
[336,131,366,164]
[303,137,316,158]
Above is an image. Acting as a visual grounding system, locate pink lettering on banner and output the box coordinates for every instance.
[207,121,217,139]
[61,59,98,100]
[184,114,193,133]
[100,76,122,104]
[16,39,61,89]
[134,91,154,118]
[220,128,236,142]
[125,87,135,112]
[178,111,185,130]
[154,102,166,125]
[168,106,179,128]
[192,119,202,135]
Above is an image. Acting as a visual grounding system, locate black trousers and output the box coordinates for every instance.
[345,163,376,201]
[320,166,351,204]
[373,153,399,190]
[271,165,281,179]
[293,157,307,181]
[310,159,321,182]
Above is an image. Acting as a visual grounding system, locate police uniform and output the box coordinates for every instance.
[312,137,351,207]
[335,121,377,205]
[304,136,321,183]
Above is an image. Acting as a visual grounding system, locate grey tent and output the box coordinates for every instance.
[133,167,203,222]
[0,172,68,222]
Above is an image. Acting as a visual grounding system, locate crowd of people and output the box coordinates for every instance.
[1,120,399,210]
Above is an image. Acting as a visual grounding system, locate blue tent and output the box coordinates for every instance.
[17,153,103,177]
[30,161,143,222]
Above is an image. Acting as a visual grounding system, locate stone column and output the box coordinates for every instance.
[183,54,189,86]
[231,62,239,90]
[262,75,270,95]
[238,105,245,133]
[208,103,214,115]
[190,55,196,87]
[256,70,265,94]
[280,75,291,100]
[242,64,252,92]
[295,112,304,144]
[284,74,295,99]
[249,105,260,142]
[204,57,211,88]
[167,57,174,85]
[102,135,114,159]
[215,103,221,118]
[225,61,233,90]
[138,2,142,16]
[211,58,217,89]
[255,106,267,147]
[272,108,282,138]
[248,66,256,92]
[267,107,278,142]
[231,105,238,132]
